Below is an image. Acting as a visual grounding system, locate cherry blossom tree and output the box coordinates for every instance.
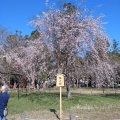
[4,35,51,88]
[29,1,113,98]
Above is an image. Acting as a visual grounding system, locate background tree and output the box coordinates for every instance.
[30,29,40,40]
[109,39,120,88]
[112,39,119,54]
[0,26,9,44]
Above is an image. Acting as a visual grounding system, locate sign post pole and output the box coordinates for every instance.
[60,86,62,120]
[56,73,64,120]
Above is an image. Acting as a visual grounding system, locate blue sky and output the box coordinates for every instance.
[0,0,120,44]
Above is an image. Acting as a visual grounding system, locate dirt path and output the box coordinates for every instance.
[7,109,120,120]
[7,110,70,120]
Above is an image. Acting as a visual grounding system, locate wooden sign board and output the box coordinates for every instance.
[56,74,64,87]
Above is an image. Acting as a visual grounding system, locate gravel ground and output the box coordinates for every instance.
[7,109,120,120]
[7,110,71,120]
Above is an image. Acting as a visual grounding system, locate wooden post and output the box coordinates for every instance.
[60,87,62,120]
[56,73,64,120]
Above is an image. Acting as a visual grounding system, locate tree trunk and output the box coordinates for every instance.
[66,82,71,99]
[102,86,105,94]
[77,79,78,88]
[14,82,16,89]
[27,82,30,94]
[87,79,89,88]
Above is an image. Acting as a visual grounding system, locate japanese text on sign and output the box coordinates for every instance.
[56,74,64,87]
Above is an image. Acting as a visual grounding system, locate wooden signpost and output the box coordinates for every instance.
[56,73,64,120]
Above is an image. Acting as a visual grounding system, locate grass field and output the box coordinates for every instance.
[7,88,120,120]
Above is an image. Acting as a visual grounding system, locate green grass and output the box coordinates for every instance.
[8,89,120,116]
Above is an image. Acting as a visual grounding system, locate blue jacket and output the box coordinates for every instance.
[0,92,10,117]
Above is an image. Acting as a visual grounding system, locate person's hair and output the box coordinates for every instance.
[1,85,9,92]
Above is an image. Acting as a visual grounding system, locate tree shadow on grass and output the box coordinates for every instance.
[101,93,120,99]
[20,92,63,104]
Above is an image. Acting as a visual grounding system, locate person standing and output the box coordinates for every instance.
[0,85,10,120]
